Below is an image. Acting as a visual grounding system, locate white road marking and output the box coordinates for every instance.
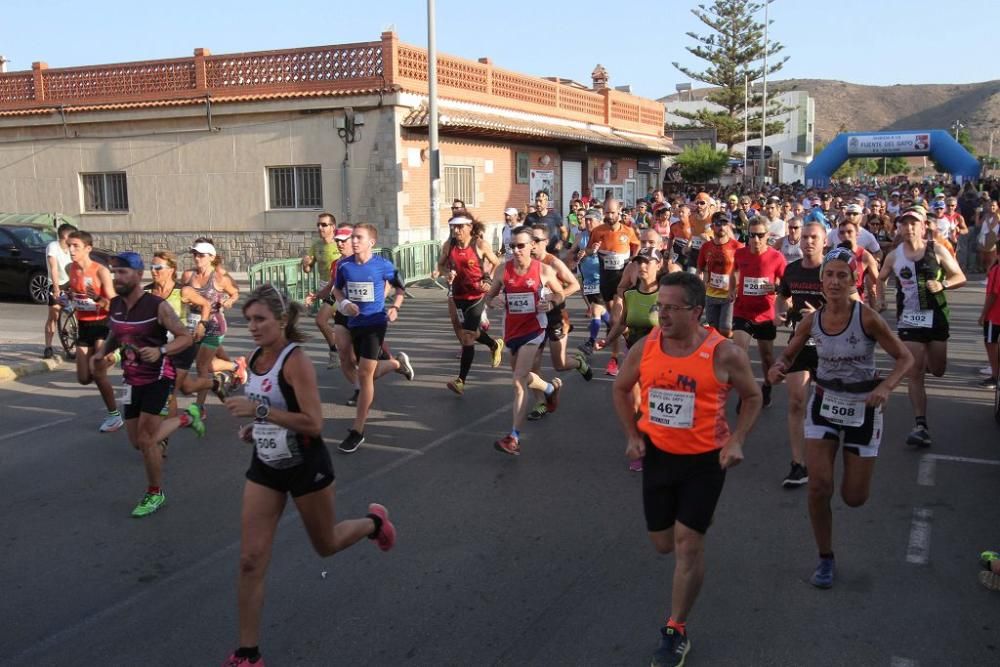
[8,404,76,415]
[359,443,425,455]
[917,456,936,486]
[0,417,75,442]
[890,657,918,667]
[924,454,1000,466]
[906,508,933,565]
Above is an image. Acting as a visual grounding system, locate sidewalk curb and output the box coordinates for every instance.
[0,357,65,383]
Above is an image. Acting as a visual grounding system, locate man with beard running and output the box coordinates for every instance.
[92,252,193,517]
[877,206,966,448]
[434,214,504,396]
[774,220,827,488]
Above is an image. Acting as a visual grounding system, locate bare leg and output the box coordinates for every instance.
[669,522,707,623]
[785,372,810,465]
[293,483,376,556]
[904,342,928,418]
[236,482,287,648]
[806,438,839,554]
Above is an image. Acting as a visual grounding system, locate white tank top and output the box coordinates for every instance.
[779,238,803,263]
[244,343,304,469]
[811,301,876,393]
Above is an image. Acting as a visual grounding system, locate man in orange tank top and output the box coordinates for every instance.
[613,272,762,667]
[67,230,123,433]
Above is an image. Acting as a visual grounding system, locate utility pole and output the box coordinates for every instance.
[743,73,748,184]
[428,0,440,241]
[759,0,769,189]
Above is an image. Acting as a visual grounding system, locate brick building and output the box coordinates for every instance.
[0,33,675,267]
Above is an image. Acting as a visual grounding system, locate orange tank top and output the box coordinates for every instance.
[638,327,731,455]
[68,260,109,321]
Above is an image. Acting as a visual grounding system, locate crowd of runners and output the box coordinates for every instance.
[30,177,1000,667]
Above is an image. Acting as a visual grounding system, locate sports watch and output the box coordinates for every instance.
[255,403,270,421]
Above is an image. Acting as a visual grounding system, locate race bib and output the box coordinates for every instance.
[119,383,133,406]
[709,272,729,290]
[647,388,695,429]
[253,422,292,463]
[899,309,933,328]
[742,276,771,296]
[819,391,865,427]
[73,297,98,311]
[186,312,202,333]
[346,281,375,303]
[690,237,705,250]
[602,253,627,270]
[506,292,535,314]
[583,280,601,295]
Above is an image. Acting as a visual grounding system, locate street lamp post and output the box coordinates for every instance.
[759,0,768,189]
[428,0,440,241]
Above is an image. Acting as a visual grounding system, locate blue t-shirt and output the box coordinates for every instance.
[576,231,601,292]
[335,255,399,328]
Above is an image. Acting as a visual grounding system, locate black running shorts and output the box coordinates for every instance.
[732,317,777,341]
[350,324,388,361]
[454,297,487,332]
[77,319,109,348]
[246,441,336,497]
[122,378,174,420]
[642,441,726,535]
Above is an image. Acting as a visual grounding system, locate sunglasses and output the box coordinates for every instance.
[335,237,350,243]
[150,264,169,271]
[192,252,209,258]
[787,226,801,230]
[748,232,768,239]
[694,202,707,206]
[317,223,331,228]
[512,242,531,250]
[531,237,546,243]
[650,303,696,314]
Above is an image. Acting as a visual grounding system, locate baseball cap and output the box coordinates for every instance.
[504,207,519,217]
[632,247,663,263]
[190,242,217,256]
[821,193,832,200]
[710,211,732,226]
[821,247,858,274]
[844,203,863,214]
[931,200,946,210]
[334,225,353,239]
[110,251,144,270]
[898,206,927,223]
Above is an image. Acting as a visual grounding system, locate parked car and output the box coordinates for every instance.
[0,223,110,304]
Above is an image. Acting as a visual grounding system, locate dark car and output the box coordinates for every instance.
[0,223,110,304]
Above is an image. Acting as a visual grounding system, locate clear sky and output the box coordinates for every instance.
[3,0,997,100]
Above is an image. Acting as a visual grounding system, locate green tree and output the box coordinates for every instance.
[673,143,731,182]
[873,156,910,176]
[672,0,790,150]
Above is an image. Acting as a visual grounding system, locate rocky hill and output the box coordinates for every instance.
[663,79,1000,155]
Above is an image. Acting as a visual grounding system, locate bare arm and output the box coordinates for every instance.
[220,274,240,307]
[768,311,815,385]
[226,347,323,437]
[97,266,115,311]
[47,255,63,297]
[551,256,580,298]
[934,243,966,291]
[715,341,761,468]
[155,301,193,357]
[477,238,501,270]
[612,340,646,460]
[860,305,913,407]
[433,240,451,278]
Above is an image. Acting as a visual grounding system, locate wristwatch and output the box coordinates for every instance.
[255,403,270,421]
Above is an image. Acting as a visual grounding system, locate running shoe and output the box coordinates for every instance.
[527,403,548,421]
[185,403,206,437]
[575,352,593,381]
[327,345,339,369]
[905,426,932,448]
[367,503,396,551]
[980,550,1000,571]
[222,653,265,667]
[447,378,465,396]
[494,434,521,456]
[577,339,595,356]
[980,365,994,376]
[490,337,505,368]
[396,351,415,381]
[158,438,169,459]
[544,377,563,414]
[233,356,248,386]
[628,458,643,473]
[979,570,1000,592]
[345,389,360,407]
[651,626,690,667]
[131,491,165,518]
[605,357,619,377]
[212,371,236,402]
[761,382,773,408]
[43,346,54,359]
[980,376,999,389]
[338,429,365,454]
[99,412,124,433]
[782,462,808,488]
[810,556,835,589]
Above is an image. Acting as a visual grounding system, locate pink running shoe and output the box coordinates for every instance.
[368,503,396,551]
[494,434,521,456]
[628,458,643,473]
[222,653,265,666]
[233,356,248,386]
[605,357,619,377]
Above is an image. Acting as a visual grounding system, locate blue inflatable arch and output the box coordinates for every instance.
[805,130,980,187]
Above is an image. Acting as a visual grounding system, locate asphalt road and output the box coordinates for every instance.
[1,285,998,666]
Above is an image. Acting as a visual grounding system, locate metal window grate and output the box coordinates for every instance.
[268,165,322,209]
[81,172,128,212]
[442,165,475,207]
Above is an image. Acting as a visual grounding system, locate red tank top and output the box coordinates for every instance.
[449,241,485,299]
[503,259,546,341]
[853,246,866,297]
[68,261,108,322]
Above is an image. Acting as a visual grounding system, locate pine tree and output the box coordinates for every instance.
[671,0,789,151]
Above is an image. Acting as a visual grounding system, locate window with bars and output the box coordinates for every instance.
[267,165,323,209]
[81,172,129,212]
[442,165,476,207]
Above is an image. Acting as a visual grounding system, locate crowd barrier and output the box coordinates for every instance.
[248,241,444,301]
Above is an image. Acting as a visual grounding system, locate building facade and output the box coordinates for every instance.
[0,34,674,267]
[663,90,815,184]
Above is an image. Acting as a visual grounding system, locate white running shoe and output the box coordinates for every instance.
[99,413,124,433]
[327,348,339,369]
[980,366,994,376]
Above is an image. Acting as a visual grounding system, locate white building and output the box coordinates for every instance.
[662,90,815,184]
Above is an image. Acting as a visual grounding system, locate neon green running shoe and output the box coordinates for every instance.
[185,403,206,437]
[980,550,999,571]
[131,491,165,518]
